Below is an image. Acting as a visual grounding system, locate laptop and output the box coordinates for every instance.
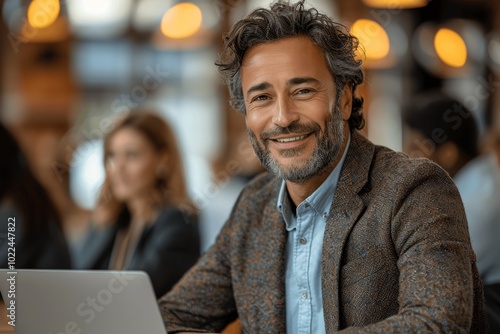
[0,269,167,334]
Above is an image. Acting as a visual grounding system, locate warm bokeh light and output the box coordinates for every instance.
[434,28,467,67]
[350,19,390,61]
[161,3,202,39]
[362,0,428,8]
[27,0,60,29]
[21,17,69,42]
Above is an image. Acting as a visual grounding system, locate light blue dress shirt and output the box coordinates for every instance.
[277,134,350,334]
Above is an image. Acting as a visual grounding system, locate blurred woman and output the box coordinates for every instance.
[0,123,71,269]
[77,111,200,298]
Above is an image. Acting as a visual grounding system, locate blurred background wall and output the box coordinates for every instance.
[1,0,499,250]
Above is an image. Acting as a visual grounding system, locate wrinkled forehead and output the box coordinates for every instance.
[240,36,332,92]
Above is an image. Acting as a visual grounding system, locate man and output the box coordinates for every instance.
[159,2,487,333]
[403,92,500,333]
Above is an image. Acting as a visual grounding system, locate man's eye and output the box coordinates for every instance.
[253,95,269,102]
[297,88,312,94]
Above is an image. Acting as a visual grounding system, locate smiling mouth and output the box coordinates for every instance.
[273,134,310,143]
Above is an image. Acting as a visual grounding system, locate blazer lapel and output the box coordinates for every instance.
[321,131,375,332]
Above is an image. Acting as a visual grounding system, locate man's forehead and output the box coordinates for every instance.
[241,36,321,65]
[240,36,330,86]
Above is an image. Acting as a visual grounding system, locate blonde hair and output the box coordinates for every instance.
[93,110,195,226]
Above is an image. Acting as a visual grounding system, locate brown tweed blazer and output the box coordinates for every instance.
[160,131,487,333]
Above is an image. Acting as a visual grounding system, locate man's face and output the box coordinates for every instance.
[241,36,351,183]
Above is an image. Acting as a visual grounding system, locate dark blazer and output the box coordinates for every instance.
[160,131,487,333]
[77,206,200,298]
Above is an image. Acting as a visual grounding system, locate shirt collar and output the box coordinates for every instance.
[277,132,351,230]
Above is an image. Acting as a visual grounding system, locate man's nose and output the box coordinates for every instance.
[272,95,299,128]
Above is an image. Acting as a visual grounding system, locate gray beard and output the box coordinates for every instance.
[247,103,345,183]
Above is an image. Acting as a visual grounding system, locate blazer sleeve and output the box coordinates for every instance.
[339,161,486,333]
[158,202,241,333]
[130,207,201,298]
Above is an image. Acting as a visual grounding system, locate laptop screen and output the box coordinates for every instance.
[0,270,167,334]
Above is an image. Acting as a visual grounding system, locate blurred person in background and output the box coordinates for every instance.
[403,92,500,333]
[76,110,200,298]
[0,123,71,269]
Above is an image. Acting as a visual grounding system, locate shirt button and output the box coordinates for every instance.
[299,237,307,245]
[323,213,328,219]
[301,292,308,299]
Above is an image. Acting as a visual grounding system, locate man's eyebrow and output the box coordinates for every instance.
[288,77,321,86]
[245,77,320,96]
[246,82,271,96]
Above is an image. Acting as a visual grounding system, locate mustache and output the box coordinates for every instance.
[261,122,321,140]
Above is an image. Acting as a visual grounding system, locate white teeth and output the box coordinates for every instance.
[276,135,307,143]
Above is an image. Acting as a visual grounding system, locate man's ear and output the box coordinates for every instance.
[340,85,352,122]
